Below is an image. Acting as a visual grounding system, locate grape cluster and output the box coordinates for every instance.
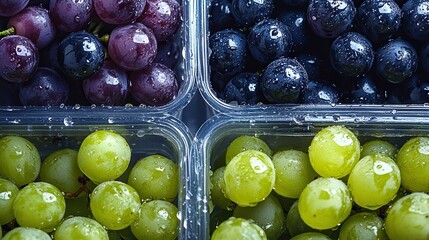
[0,0,182,107]
[208,0,429,105]
[209,126,429,240]
[0,130,180,240]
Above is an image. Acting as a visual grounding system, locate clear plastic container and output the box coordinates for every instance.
[0,109,198,239]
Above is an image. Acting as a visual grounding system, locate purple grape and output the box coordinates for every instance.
[108,22,157,71]
[19,67,69,106]
[7,6,56,49]
[137,0,181,42]
[129,63,178,106]
[0,35,39,83]
[0,0,29,17]
[49,0,92,32]
[93,0,146,25]
[83,60,129,106]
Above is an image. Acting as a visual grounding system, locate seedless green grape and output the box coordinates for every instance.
[54,216,109,240]
[385,192,429,240]
[13,182,65,232]
[298,177,352,230]
[211,217,267,240]
[308,126,360,178]
[225,136,272,165]
[396,137,429,192]
[272,150,318,198]
[0,136,41,187]
[361,139,397,160]
[2,227,51,240]
[347,154,401,210]
[290,232,332,240]
[90,181,140,230]
[224,150,275,207]
[210,166,235,211]
[130,200,179,240]
[339,212,388,240]
[286,201,330,237]
[78,130,131,183]
[127,154,178,202]
[0,178,19,225]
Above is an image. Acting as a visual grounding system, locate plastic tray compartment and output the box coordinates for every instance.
[0,110,198,239]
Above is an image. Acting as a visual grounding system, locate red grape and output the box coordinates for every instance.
[49,0,93,32]
[0,0,29,17]
[93,0,146,25]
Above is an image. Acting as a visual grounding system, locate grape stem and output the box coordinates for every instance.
[99,34,109,43]
[92,22,105,36]
[65,176,92,198]
[0,27,15,37]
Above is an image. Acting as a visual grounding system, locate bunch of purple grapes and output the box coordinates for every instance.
[0,0,182,107]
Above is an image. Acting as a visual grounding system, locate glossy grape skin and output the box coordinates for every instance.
[108,22,157,71]
[223,72,263,105]
[0,136,40,187]
[211,166,236,211]
[13,182,66,232]
[261,58,308,103]
[94,0,146,25]
[348,75,383,104]
[211,217,267,240]
[0,35,39,83]
[129,63,179,106]
[83,60,128,106]
[290,232,332,240]
[307,0,356,38]
[2,227,51,240]
[137,0,181,42]
[0,0,29,17]
[301,80,341,104]
[54,216,109,240]
[49,0,92,32]
[385,192,429,240]
[339,212,388,240]
[396,137,429,192]
[8,6,56,49]
[230,0,274,27]
[375,38,418,84]
[0,178,19,225]
[225,135,272,165]
[402,0,429,41]
[19,67,69,106]
[361,139,397,159]
[209,0,235,32]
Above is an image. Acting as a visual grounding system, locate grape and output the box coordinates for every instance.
[2,227,51,240]
[0,136,41,187]
[396,137,429,192]
[211,217,267,240]
[127,154,178,202]
[49,0,93,32]
[93,0,146,25]
[0,0,29,17]
[286,200,331,237]
[225,136,272,165]
[385,192,429,240]
[0,178,19,225]
[54,216,109,240]
[272,149,318,199]
[347,154,401,210]
[290,232,332,240]
[298,177,352,230]
[308,125,360,178]
[13,182,65,232]
[339,212,388,240]
[77,130,131,183]
[90,181,140,230]
[224,150,275,207]
[210,166,236,211]
[361,139,397,160]
[131,200,178,240]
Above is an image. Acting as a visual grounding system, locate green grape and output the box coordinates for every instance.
[286,201,325,237]
[339,212,388,240]
[90,181,140,230]
[211,217,267,240]
[210,208,233,235]
[290,232,332,240]
[396,137,429,192]
[233,194,285,240]
[308,126,360,178]
[361,140,397,160]
[347,154,400,210]
[130,200,178,240]
[13,182,65,232]
[210,166,236,211]
[224,150,275,207]
[0,178,19,225]
[127,154,178,202]
[0,136,41,187]
[385,192,429,240]
[64,196,91,218]
[298,177,352,230]
[225,136,273,165]
[54,216,109,240]
[272,150,318,199]
[2,227,51,240]
[40,149,85,196]
[77,130,131,183]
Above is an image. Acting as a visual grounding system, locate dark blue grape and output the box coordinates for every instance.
[57,31,105,80]
[301,80,340,104]
[295,53,326,80]
[231,0,274,27]
[281,0,309,8]
[356,0,401,45]
[261,58,308,103]
[404,74,429,103]
[0,0,29,17]
[209,0,236,32]
[223,72,263,104]
[247,19,292,63]
[154,39,180,69]
[307,0,356,38]
[330,32,374,78]
[375,38,418,83]
[420,43,429,73]
[402,0,429,41]
[349,74,384,103]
